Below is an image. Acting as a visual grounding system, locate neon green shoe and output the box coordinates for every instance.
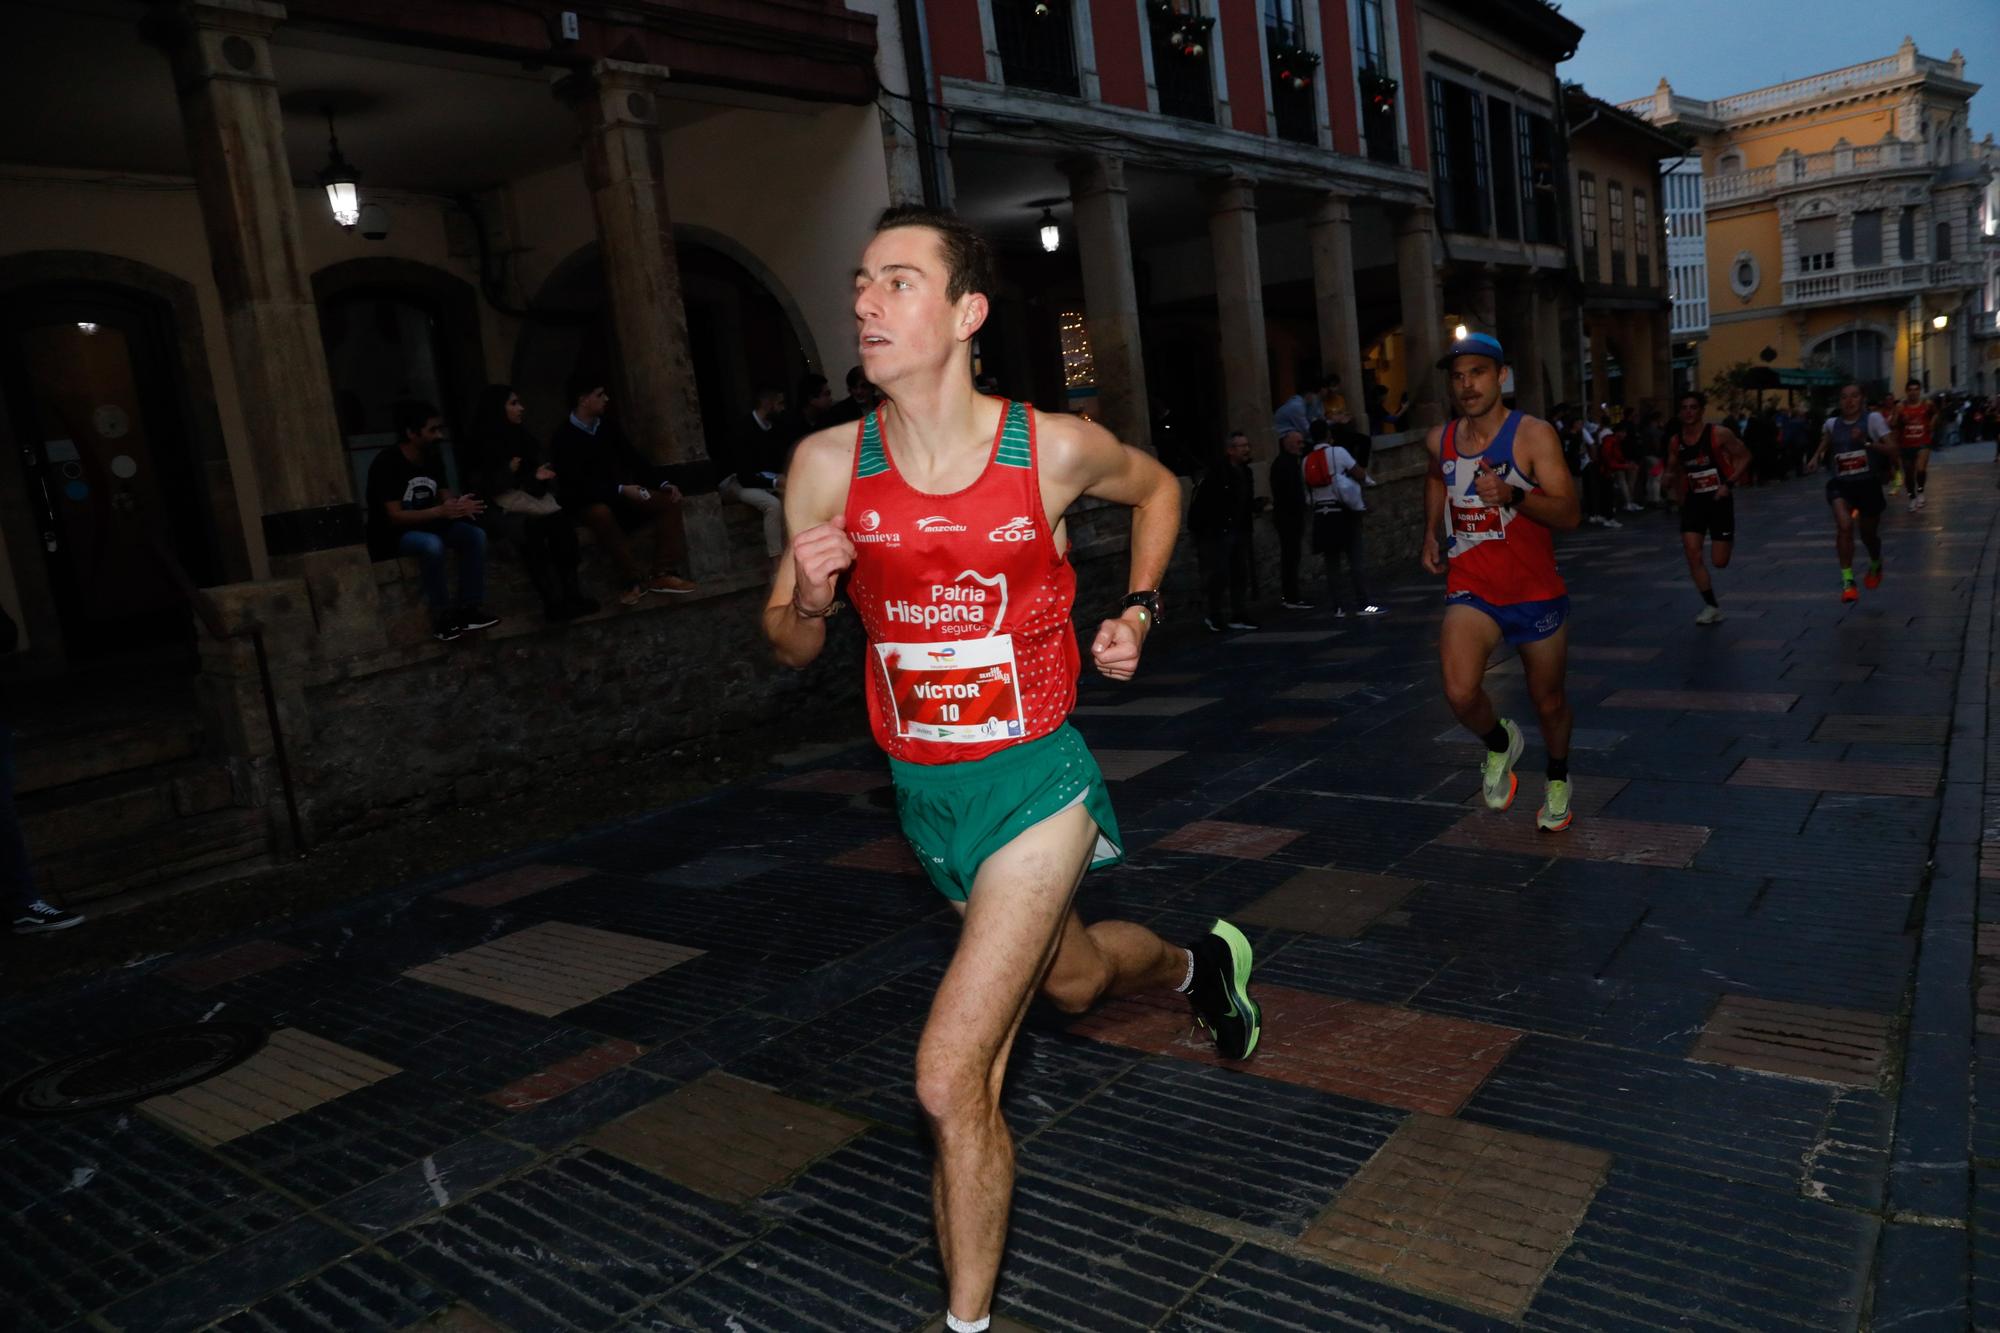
[1480,719,1524,810]
[1187,919,1261,1060]
[1538,778,1574,832]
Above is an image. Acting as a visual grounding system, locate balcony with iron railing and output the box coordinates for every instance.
[1973,310,2000,339]
[995,0,1080,97]
[1706,140,1932,205]
[1782,258,1982,306]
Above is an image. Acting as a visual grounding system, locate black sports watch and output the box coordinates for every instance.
[1120,590,1163,627]
[1508,485,1528,509]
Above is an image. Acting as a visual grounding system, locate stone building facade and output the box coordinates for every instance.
[1624,40,1991,397]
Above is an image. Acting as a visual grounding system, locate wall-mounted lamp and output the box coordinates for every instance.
[1453,323,1470,341]
[318,107,362,229]
[1932,313,1949,331]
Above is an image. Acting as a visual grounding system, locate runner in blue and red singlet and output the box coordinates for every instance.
[1421,333,1583,831]
[763,207,1261,1333]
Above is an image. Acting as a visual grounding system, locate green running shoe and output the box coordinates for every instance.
[1187,919,1261,1060]
[1538,778,1574,832]
[1481,718,1524,811]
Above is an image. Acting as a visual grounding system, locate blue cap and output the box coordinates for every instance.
[1437,331,1505,370]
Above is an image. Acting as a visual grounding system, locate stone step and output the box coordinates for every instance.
[14,716,207,796]
[18,760,238,858]
[36,806,272,905]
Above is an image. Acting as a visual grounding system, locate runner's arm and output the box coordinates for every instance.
[1713,428,1753,487]
[1662,443,1685,499]
[1510,419,1582,530]
[1044,417,1180,617]
[1806,428,1829,471]
[763,428,855,669]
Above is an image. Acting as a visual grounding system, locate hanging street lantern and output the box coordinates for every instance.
[318,107,362,230]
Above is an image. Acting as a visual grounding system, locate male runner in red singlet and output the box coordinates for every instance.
[763,208,1261,1333]
[1421,333,1582,831]
[1891,379,1935,511]
[1807,382,1896,602]
[1663,391,1751,625]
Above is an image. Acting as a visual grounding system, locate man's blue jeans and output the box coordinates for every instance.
[399,522,486,614]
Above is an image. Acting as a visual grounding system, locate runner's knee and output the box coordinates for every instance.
[914,1040,993,1126]
[1038,961,1107,1015]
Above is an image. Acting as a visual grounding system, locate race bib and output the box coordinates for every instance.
[875,634,1026,744]
[1834,449,1871,477]
[1450,496,1505,543]
[1689,467,1721,495]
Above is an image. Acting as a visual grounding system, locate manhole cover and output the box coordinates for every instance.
[1,1023,266,1117]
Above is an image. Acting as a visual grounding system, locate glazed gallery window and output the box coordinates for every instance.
[1608,182,1626,284]
[1795,216,1836,273]
[1584,171,1600,274]
[1851,210,1883,268]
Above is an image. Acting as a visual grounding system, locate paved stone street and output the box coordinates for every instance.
[4,457,1997,1332]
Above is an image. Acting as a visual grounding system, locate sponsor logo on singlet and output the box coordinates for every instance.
[882,569,1010,635]
[916,515,967,533]
[987,516,1037,542]
[853,508,901,544]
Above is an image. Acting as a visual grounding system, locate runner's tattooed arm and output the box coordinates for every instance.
[1806,427,1830,472]
[1710,427,1753,493]
[1038,415,1179,681]
[1421,425,1448,575]
[763,424,858,669]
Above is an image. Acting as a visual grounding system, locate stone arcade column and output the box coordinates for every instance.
[1307,193,1368,420]
[1063,155,1152,452]
[155,0,356,569]
[1505,273,1547,416]
[563,61,704,466]
[1396,206,1446,430]
[1208,175,1274,464]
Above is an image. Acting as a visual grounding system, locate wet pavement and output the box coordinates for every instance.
[3,454,1997,1332]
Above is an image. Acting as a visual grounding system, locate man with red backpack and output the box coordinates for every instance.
[1304,421,1383,618]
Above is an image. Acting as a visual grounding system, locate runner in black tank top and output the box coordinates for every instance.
[1664,392,1750,625]
[1806,382,1895,603]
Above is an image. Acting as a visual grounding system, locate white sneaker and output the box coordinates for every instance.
[1586,515,1605,526]
[1280,598,1314,610]
[1908,498,1919,512]
[1624,503,1644,513]
[1357,605,1387,617]
[1602,518,1623,529]
[1916,494,1927,509]
[1694,604,1723,625]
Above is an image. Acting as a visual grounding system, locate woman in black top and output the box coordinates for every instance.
[463,385,596,621]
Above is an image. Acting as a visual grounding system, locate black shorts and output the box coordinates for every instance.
[1679,494,1735,542]
[1901,446,1925,473]
[1826,478,1887,517]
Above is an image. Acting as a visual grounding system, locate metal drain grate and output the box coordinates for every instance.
[0,1023,267,1117]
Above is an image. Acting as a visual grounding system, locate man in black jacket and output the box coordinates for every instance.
[712,386,789,572]
[1189,431,1258,632]
[1270,429,1312,610]
[549,373,698,606]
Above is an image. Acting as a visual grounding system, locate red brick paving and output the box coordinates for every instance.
[1068,985,1520,1115]
[1152,820,1305,859]
[1437,810,1709,868]
[1729,757,1939,797]
[828,836,923,874]
[1233,869,1417,938]
[1602,688,1797,713]
[1456,776,1629,818]
[766,769,891,794]
[1303,1113,1609,1319]
[1254,717,1335,734]
[484,1039,648,1112]
[158,940,311,992]
[1689,997,1889,1088]
[1811,714,1949,744]
[435,864,593,907]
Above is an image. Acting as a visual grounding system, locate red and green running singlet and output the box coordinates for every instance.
[845,400,1080,765]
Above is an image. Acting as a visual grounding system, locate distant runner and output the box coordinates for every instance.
[1663,391,1751,625]
[1806,383,1896,603]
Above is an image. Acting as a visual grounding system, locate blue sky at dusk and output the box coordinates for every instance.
[1556,0,1997,140]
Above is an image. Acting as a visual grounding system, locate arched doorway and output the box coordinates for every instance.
[1806,328,1890,398]
[512,236,814,482]
[313,260,486,505]
[0,260,234,668]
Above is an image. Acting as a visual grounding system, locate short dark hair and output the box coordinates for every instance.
[1907,378,1923,389]
[393,398,440,441]
[1226,430,1250,443]
[565,368,607,408]
[1317,372,1341,391]
[754,385,785,406]
[1679,390,1708,409]
[845,365,868,392]
[796,372,829,403]
[874,205,993,303]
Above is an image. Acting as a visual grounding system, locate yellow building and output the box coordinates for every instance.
[1626,39,1989,398]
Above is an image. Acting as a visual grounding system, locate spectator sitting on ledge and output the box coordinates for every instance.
[711,385,789,576]
[366,398,497,643]
[548,371,699,607]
